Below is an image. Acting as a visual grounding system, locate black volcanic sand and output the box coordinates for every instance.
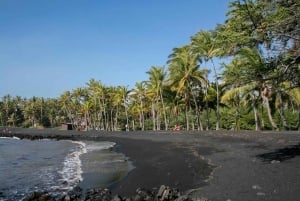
[3,128,300,201]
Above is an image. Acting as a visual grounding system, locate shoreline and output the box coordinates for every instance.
[1,128,215,199]
[2,128,300,200]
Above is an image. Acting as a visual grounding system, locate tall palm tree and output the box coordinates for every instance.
[222,57,262,131]
[132,82,147,130]
[191,30,222,130]
[23,96,37,128]
[86,79,101,129]
[59,91,73,123]
[168,45,207,130]
[47,98,59,128]
[86,79,108,130]
[146,66,168,130]
[113,86,131,131]
[240,47,278,130]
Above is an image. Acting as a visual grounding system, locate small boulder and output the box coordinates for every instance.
[22,192,55,201]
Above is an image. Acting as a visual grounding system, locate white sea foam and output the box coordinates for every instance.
[55,141,87,191]
[0,136,20,140]
[55,141,117,191]
[85,141,116,152]
[0,139,123,200]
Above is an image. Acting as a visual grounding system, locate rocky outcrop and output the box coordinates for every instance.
[22,192,55,201]
[21,185,209,201]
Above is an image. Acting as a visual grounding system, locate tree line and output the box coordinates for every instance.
[1,0,300,131]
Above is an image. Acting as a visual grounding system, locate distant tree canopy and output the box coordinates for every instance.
[1,0,299,131]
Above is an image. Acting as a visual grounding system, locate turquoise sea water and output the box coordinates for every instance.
[0,137,133,200]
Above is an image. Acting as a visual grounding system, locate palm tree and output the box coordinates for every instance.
[191,30,222,130]
[222,57,262,131]
[274,82,300,130]
[221,86,242,130]
[59,91,73,123]
[86,79,101,129]
[47,98,59,128]
[132,82,147,130]
[113,86,131,131]
[287,87,300,130]
[168,45,207,130]
[86,79,109,130]
[244,87,261,131]
[2,95,12,126]
[240,47,279,130]
[23,97,37,128]
[146,66,168,130]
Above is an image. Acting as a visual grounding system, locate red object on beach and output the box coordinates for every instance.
[173,125,180,131]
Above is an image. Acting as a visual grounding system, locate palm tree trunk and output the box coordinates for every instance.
[110,110,114,131]
[115,106,119,131]
[185,104,190,131]
[85,111,88,131]
[234,107,238,131]
[139,112,143,130]
[210,59,220,130]
[151,102,156,131]
[141,101,145,131]
[252,97,261,131]
[99,99,107,130]
[278,92,289,130]
[101,112,107,130]
[205,89,210,130]
[160,90,168,130]
[125,107,129,131]
[189,82,203,131]
[262,95,278,130]
[156,102,161,131]
[192,94,203,131]
[205,107,210,130]
[297,105,300,131]
[132,120,135,131]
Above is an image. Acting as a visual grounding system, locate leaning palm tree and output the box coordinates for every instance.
[275,82,300,130]
[222,47,280,130]
[222,58,262,131]
[287,87,300,130]
[167,45,207,131]
[191,30,222,130]
[239,47,279,130]
[221,83,262,131]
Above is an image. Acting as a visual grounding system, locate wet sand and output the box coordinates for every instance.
[3,128,300,201]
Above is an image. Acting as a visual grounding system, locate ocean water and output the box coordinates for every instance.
[0,137,133,200]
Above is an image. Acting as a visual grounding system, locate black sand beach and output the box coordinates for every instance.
[2,128,300,201]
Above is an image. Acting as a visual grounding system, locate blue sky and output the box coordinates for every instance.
[0,0,230,98]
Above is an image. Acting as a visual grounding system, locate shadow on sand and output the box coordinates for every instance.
[256,143,300,162]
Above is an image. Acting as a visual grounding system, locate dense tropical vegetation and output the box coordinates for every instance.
[1,0,300,131]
